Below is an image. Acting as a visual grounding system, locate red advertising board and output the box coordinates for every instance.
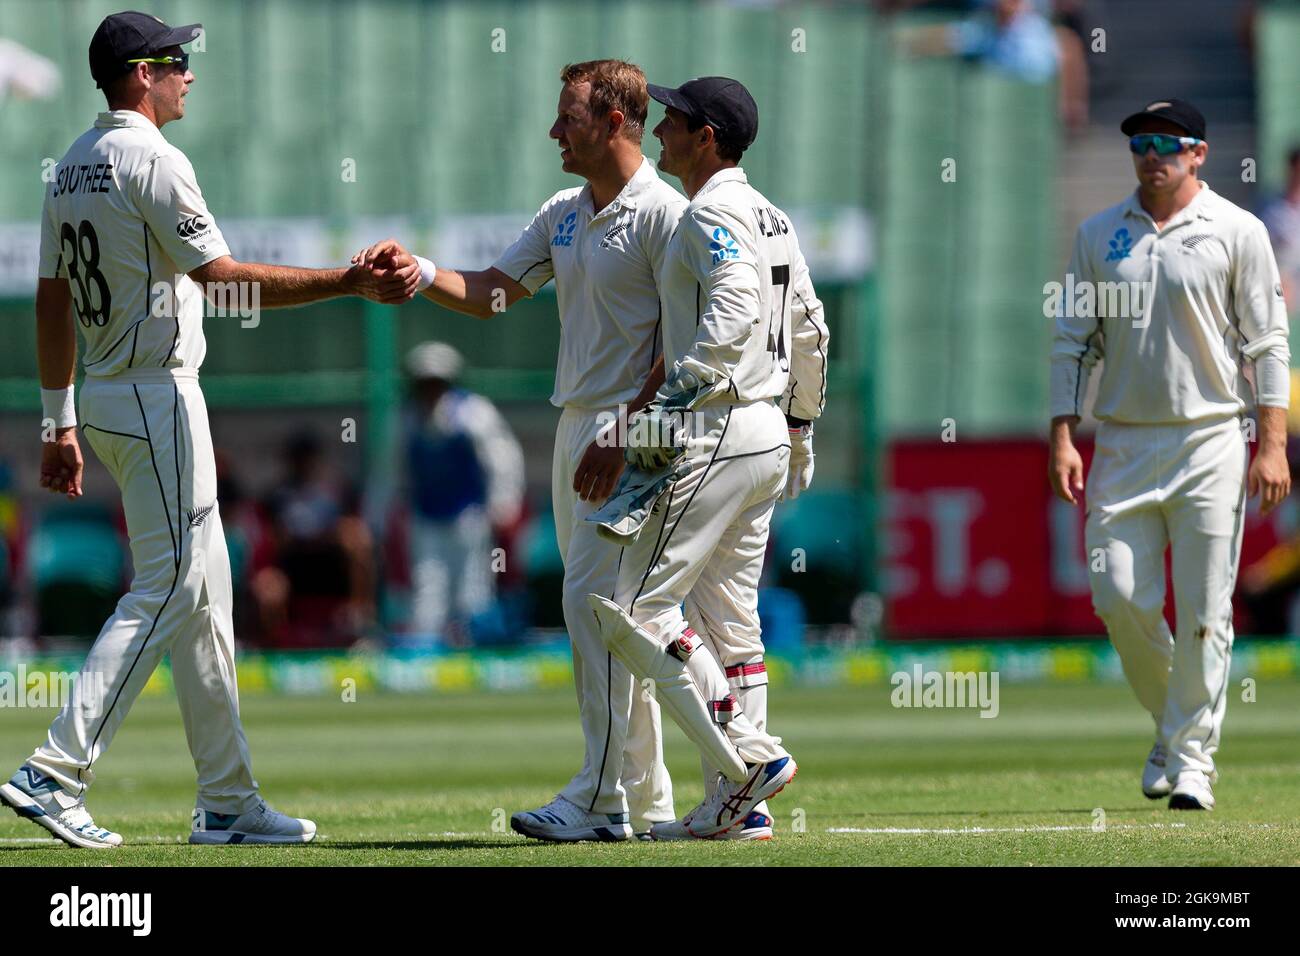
[884,438,1282,638]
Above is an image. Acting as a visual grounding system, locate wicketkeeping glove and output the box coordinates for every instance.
[625,401,686,471]
[783,423,814,500]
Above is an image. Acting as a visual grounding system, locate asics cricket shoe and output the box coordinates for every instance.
[0,766,122,849]
[1142,741,1172,799]
[190,799,317,844]
[652,809,773,841]
[1168,771,1215,811]
[687,757,797,839]
[510,795,633,842]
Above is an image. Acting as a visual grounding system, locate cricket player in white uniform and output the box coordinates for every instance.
[1050,99,1291,811]
[585,77,828,839]
[0,12,418,848]
[353,60,684,841]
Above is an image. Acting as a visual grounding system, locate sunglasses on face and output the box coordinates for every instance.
[125,53,189,72]
[1129,133,1202,156]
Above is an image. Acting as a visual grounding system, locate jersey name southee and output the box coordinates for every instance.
[52,162,115,198]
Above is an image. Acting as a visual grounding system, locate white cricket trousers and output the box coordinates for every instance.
[614,400,790,772]
[552,406,673,824]
[1086,415,1247,782]
[26,368,259,814]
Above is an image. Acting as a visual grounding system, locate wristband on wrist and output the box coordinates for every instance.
[414,255,437,291]
[41,385,76,429]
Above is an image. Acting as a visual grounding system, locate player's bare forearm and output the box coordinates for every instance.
[1257,405,1287,453]
[629,356,666,414]
[1050,415,1080,445]
[420,267,528,319]
[190,255,417,308]
[1048,415,1084,504]
[1250,405,1291,515]
[35,278,76,389]
[35,277,83,497]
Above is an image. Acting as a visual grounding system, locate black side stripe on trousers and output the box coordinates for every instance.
[588,546,625,814]
[83,385,183,787]
[631,407,733,613]
[713,442,790,463]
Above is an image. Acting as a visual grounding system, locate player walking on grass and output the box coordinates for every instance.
[353,60,685,842]
[585,77,828,839]
[1049,99,1291,811]
[0,11,417,849]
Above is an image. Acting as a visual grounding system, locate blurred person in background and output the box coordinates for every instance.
[383,342,524,647]
[212,448,269,647]
[896,0,1089,130]
[0,36,60,103]
[0,460,23,636]
[1238,438,1300,636]
[252,430,376,647]
[899,0,1060,83]
[1259,146,1300,317]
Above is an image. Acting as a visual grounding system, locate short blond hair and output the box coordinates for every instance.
[559,59,648,143]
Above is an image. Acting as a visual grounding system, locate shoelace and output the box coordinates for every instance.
[1151,743,1168,766]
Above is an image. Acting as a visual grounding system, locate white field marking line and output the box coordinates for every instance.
[827,823,1190,835]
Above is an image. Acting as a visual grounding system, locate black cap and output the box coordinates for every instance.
[1120,98,1207,141]
[89,11,202,88]
[647,76,759,152]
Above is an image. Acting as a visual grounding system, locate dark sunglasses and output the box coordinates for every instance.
[1129,133,1202,156]
[125,53,190,72]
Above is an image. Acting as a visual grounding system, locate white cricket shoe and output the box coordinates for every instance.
[1141,742,1172,798]
[510,795,633,842]
[687,757,797,839]
[190,800,317,844]
[0,765,122,849]
[1168,771,1215,811]
[652,809,773,841]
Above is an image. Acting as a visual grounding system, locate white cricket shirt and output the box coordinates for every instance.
[1051,181,1290,424]
[38,110,229,377]
[493,157,687,409]
[657,167,829,421]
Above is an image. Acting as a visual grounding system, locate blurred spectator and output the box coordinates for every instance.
[213,449,272,646]
[0,459,24,635]
[375,343,525,647]
[251,430,376,647]
[900,0,1060,82]
[1238,437,1300,636]
[0,37,60,103]
[1259,146,1300,318]
[1050,0,1091,130]
[895,0,1090,130]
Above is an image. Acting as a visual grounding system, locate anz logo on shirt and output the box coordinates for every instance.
[1105,227,1133,262]
[709,226,740,265]
[552,211,578,247]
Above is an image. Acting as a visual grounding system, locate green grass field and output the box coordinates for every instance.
[2,680,1298,866]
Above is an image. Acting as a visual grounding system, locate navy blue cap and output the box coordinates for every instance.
[90,11,202,88]
[1120,99,1207,141]
[648,76,759,151]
